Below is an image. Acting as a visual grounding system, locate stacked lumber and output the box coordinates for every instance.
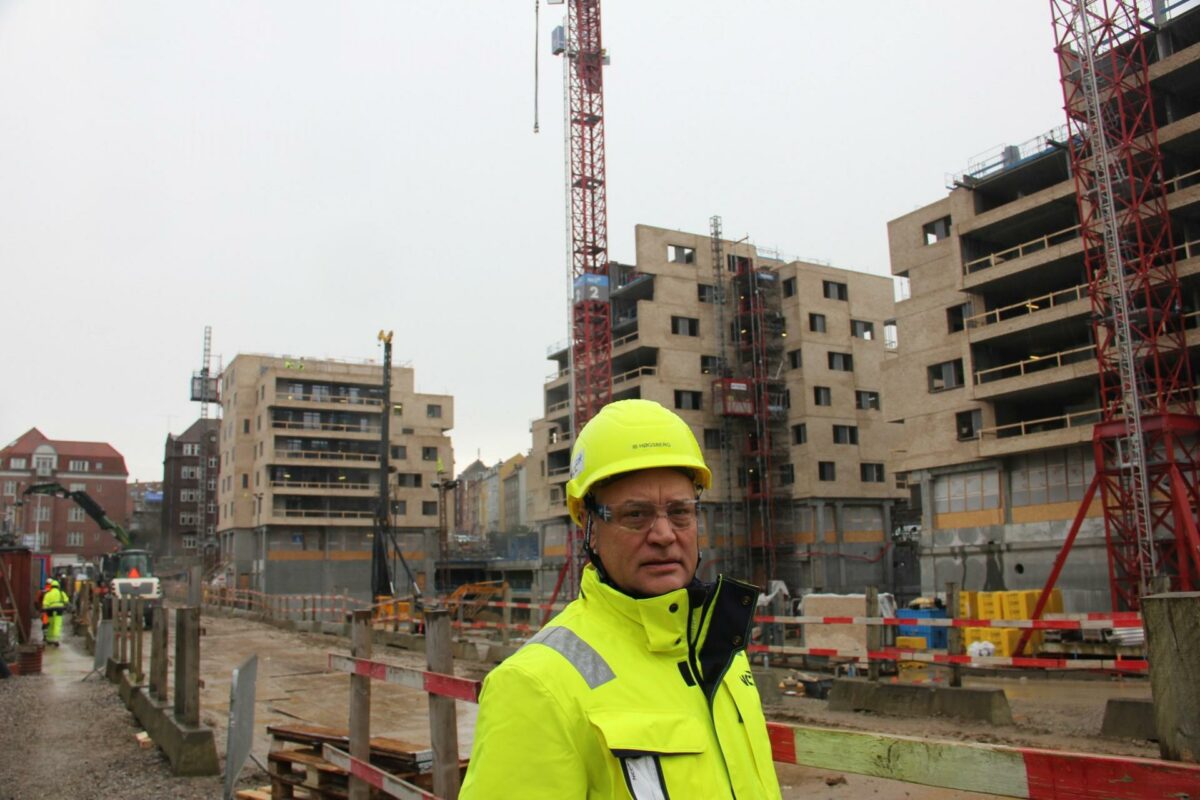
[264,723,435,799]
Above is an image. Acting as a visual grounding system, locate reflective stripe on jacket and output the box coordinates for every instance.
[460,565,782,800]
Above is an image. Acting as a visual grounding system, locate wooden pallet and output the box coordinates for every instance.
[269,747,349,800]
[267,723,433,774]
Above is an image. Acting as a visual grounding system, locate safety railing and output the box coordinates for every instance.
[272,420,382,434]
[271,479,373,491]
[965,282,1089,329]
[978,407,1103,440]
[963,224,1081,276]
[278,508,375,520]
[275,392,383,407]
[612,365,657,386]
[973,343,1096,385]
[274,448,379,463]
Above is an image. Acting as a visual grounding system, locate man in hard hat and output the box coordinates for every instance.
[461,399,781,799]
[41,579,70,646]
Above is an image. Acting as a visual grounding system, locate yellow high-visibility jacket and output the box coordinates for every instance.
[460,565,781,799]
[41,588,69,612]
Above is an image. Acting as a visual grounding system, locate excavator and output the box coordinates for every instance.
[23,483,162,620]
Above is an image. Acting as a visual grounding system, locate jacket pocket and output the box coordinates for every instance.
[588,710,707,800]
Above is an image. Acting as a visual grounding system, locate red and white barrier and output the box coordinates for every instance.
[328,654,482,703]
[767,722,1200,800]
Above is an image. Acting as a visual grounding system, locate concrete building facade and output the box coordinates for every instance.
[882,4,1200,612]
[0,428,130,566]
[527,223,909,602]
[216,353,453,600]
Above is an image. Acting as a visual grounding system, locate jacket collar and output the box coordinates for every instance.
[580,565,690,654]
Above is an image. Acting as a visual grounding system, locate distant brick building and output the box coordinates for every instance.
[0,428,130,566]
[161,419,219,558]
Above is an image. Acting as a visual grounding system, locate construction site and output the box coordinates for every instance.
[2,0,1200,798]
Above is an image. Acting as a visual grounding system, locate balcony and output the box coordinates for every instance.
[271,420,381,437]
[612,366,657,387]
[273,448,379,464]
[274,392,383,410]
[977,408,1100,458]
[270,479,375,494]
[963,224,1080,277]
[276,508,374,524]
[972,344,1097,400]
[613,330,640,350]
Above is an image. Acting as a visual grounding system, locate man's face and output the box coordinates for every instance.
[591,467,699,597]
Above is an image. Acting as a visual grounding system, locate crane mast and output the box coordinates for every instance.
[555,0,611,599]
[1048,0,1200,609]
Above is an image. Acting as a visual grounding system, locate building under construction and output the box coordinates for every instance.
[216,353,454,599]
[526,223,909,604]
[884,1,1200,612]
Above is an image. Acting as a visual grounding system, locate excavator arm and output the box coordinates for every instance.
[22,482,132,548]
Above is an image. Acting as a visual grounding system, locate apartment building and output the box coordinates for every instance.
[161,419,219,558]
[0,428,129,564]
[882,3,1200,611]
[528,223,908,600]
[216,353,453,599]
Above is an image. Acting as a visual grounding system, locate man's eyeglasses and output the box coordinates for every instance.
[591,499,700,534]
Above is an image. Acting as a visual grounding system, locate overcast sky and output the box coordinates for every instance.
[0,1,1065,482]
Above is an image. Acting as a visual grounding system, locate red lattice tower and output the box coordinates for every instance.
[552,0,611,602]
[1028,1,1200,626]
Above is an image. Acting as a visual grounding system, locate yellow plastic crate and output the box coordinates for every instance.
[963,627,988,647]
[895,635,927,650]
[977,591,1006,620]
[1002,589,1064,620]
[958,591,979,620]
[1002,590,1037,620]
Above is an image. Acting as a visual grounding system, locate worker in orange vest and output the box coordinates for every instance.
[34,579,52,628]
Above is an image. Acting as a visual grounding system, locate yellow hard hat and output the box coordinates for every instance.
[566,399,711,526]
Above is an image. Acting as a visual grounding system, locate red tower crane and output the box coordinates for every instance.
[548,0,611,602]
[1019,1,1200,648]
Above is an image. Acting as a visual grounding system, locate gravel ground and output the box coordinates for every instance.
[0,626,266,800]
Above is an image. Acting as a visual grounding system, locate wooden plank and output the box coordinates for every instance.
[323,744,437,800]
[772,722,1028,797]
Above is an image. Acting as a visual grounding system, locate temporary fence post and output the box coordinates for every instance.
[174,607,201,726]
[132,599,144,684]
[425,608,462,800]
[150,605,168,701]
[1142,591,1200,762]
[501,584,512,646]
[118,599,129,664]
[866,586,880,682]
[348,609,373,800]
[946,582,962,688]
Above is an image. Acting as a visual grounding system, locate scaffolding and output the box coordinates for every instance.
[711,235,791,587]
